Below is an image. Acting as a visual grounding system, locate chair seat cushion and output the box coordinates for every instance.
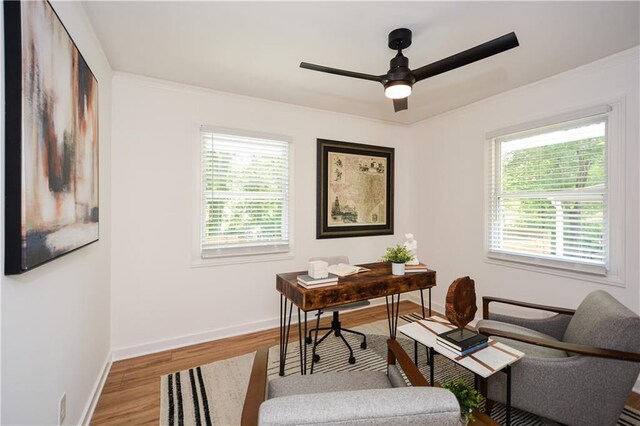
[268,370,392,399]
[260,387,461,426]
[477,319,569,358]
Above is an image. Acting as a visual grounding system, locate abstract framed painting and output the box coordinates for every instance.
[317,139,394,239]
[4,0,99,274]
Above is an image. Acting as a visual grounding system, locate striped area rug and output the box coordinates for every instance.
[160,312,640,426]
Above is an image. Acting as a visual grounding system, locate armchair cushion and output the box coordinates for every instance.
[486,312,572,340]
[259,387,460,426]
[563,290,640,353]
[387,364,408,388]
[268,370,392,399]
[476,319,569,358]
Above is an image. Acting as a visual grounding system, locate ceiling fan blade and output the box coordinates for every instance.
[300,62,382,82]
[412,32,519,82]
[393,97,408,112]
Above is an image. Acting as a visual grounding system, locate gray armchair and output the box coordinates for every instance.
[477,290,640,426]
[241,339,462,426]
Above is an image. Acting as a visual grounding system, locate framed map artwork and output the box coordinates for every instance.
[317,139,394,239]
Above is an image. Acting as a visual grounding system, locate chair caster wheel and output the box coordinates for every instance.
[306,336,313,344]
[313,354,320,363]
[361,342,367,349]
[349,356,356,364]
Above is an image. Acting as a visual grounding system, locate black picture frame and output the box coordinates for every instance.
[4,0,99,275]
[317,139,394,239]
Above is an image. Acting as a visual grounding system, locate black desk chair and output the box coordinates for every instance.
[306,256,369,365]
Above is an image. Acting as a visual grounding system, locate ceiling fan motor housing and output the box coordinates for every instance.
[386,53,415,85]
[385,29,415,87]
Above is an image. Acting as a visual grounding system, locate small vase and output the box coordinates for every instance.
[391,262,405,275]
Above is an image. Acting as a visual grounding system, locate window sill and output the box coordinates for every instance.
[191,251,294,268]
[484,254,624,288]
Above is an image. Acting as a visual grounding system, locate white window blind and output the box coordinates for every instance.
[201,130,290,258]
[488,114,608,274]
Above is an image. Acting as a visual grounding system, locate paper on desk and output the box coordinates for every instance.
[327,263,370,277]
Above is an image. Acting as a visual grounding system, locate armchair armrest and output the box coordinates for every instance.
[241,347,269,426]
[482,296,576,320]
[478,327,640,362]
[387,339,429,386]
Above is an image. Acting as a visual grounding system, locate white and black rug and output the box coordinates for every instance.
[160,313,640,426]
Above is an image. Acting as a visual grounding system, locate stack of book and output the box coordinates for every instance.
[297,273,339,289]
[405,263,428,273]
[436,328,489,356]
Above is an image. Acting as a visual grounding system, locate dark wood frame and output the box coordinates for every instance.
[316,139,394,239]
[480,296,640,362]
[4,0,99,274]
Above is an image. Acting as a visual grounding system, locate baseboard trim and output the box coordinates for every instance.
[80,353,112,425]
[112,318,281,361]
[112,297,392,361]
[405,292,444,318]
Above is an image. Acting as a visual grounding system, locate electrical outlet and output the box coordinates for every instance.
[59,392,66,425]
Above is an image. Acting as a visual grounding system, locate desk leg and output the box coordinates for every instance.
[279,294,293,377]
[385,294,401,339]
[506,365,512,426]
[297,308,304,376]
[413,340,418,365]
[303,311,308,375]
[310,311,322,375]
[415,289,432,365]
[429,347,435,386]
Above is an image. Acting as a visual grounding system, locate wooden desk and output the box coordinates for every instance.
[276,262,436,375]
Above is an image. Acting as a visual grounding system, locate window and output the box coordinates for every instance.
[200,129,290,258]
[487,105,622,277]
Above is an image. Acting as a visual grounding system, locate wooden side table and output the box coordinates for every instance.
[399,316,524,426]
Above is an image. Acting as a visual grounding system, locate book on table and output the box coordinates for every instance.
[326,263,370,277]
[297,273,339,286]
[405,263,428,272]
[297,280,339,289]
[436,328,488,351]
[436,339,489,356]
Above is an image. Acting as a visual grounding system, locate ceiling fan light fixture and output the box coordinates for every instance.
[384,81,412,99]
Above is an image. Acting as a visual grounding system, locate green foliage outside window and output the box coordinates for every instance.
[202,135,288,248]
[498,135,605,261]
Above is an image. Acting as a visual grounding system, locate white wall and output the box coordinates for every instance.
[1,2,112,424]
[110,75,415,356]
[412,48,640,315]
[110,48,640,358]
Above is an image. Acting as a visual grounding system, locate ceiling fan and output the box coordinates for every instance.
[300,28,519,112]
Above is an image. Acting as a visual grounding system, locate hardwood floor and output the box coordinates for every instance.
[91,301,416,424]
[90,301,640,425]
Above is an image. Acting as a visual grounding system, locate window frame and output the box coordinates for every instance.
[192,126,294,267]
[484,102,625,286]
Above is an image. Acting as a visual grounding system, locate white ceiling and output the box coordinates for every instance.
[82,1,639,125]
